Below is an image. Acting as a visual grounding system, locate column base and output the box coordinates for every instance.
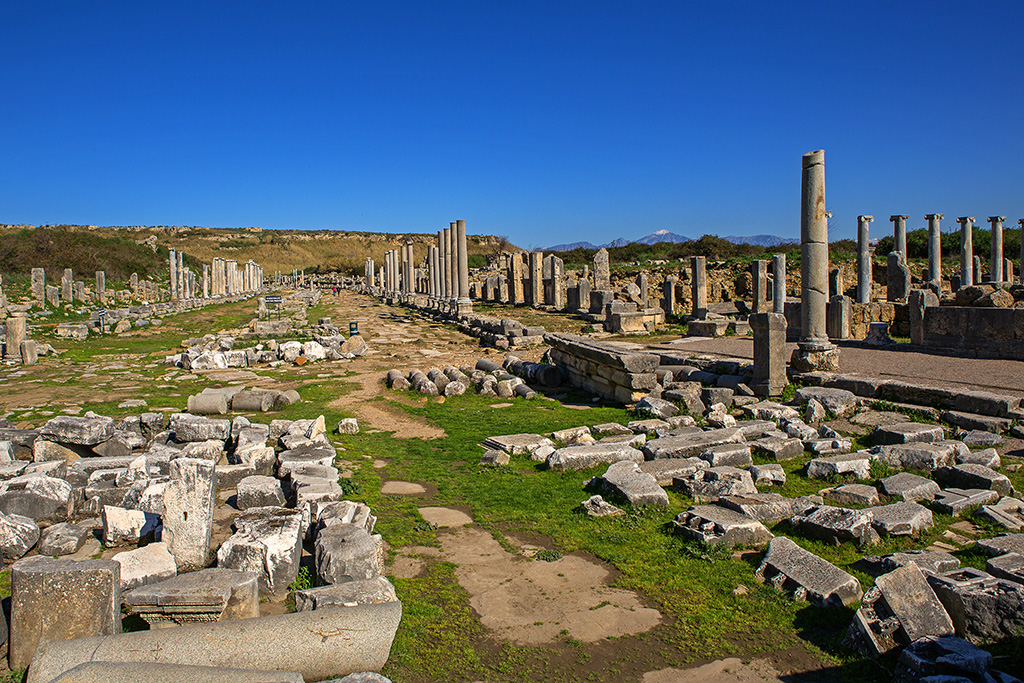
[790,340,840,373]
[456,298,473,315]
[749,378,787,398]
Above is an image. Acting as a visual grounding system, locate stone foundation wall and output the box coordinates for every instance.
[544,333,658,404]
[923,306,1024,358]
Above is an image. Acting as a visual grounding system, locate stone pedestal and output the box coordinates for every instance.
[909,289,938,345]
[826,295,851,340]
[750,312,787,397]
[5,312,27,364]
[662,276,677,318]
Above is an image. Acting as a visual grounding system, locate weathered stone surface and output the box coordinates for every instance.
[38,523,90,556]
[44,662,305,683]
[751,437,804,461]
[162,458,216,571]
[0,510,40,559]
[125,567,259,628]
[933,463,1013,496]
[866,501,933,536]
[315,523,385,585]
[237,475,286,509]
[217,506,304,594]
[741,401,799,421]
[755,536,863,607]
[986,552,1024,585]
[795,387,857,418]
[9,555,121,671]
[872,422,944,445]
[806,451,875,480]
[294,576,398,612]
[169,414,230,443]
[975,496,1024,530]
[479,449,510,466]
[672,466,756,502]
[956,447,1001,469]
[977,533,1024,557]
[545,442,643,471]
[635,396,679,419]
[792,505,880,546]
[876,550,961,576]
[26,602,402,683]
[699,443,752,468]
[39,415,115,446]
[0,474,75,523]
[643,428,744,460]
[580,495,625,517]
[638,457,707,486]
[824,483,880,507]
[627,418,670,435]
[879,472,941,502]
[748,463,785,486]
[873,442,956,471]
[482,433,554,455]
[717,493,820,523]
[849,563,953,656]
[674,505,772,546]
[931,487,1001,517]
[600,460,668,506]
[927,568,1024,644]
[315,501,376,536]
[101,505,160,546]
[112,542,177,591]
[893,635,1004,683]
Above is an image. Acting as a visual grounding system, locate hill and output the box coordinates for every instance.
[0,224,511,278]
[545,230,793,251]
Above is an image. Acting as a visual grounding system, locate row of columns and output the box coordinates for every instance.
[173,251,264,301]
[376,220,471,313]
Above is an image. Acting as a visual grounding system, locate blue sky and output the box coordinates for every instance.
[2,2,1022,249]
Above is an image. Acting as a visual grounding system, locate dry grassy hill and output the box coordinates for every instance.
[0,224,514,277]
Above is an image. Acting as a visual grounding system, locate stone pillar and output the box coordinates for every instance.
[636,273,648,308]
[444,225,454,302]
[529,252,543,305]
[772,253,786,313]
[887,251,911,302]
[690,256,707,318]
[957,216,974,288]
[5,312,27,364]
[925,213,943,291]
[577,278,591,312]
[792,150,838,373]
[594,248,611,291]
[826,295,850,340]
[1005,258,1014,284]
[550,256,565,309]
[61,269,73,302]
[177,251,185,300]
[31,268,45,303]
[829,268,843,300]
[856,215,873,303]
[973,255,982,285]
[95,271,106,302]
[989,216,1005,282]
[890,215,908,255]
[751,260,768,313]
[662,276,677,317]
[456,219,470,306]
[1019,219,1024,285]
[169,250,178,299]
[509,253,525,304]
[202,265,209,298]
[750,312,787,397]
[909,288,938,345]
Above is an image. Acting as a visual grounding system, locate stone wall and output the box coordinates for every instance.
[923,306,1024,359]
[544,333,658,404]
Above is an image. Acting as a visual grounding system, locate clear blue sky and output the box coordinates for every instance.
[2,2,1022,249]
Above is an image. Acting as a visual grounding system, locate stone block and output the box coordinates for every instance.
[38,523,90,556]
[315,523,385,585]
[806,452,876,480]
[0,510,40,560]
[112,542,177,591]
[0,474,75,523]
[162,457,216,571]
[600,460,668,506]
[748,463,785,486]
[795,387,857,418]
[545,443,644,471]
[717,493,820,523]
[294,576,398,611]
[824,483,879,507]
[879,472,941,502]
[124,567,259,628]
[237,475,286,509]
[101,505,160,546]
[927,568,1024,644]
[672,466,756,503]
[933,463,1013,496]
[792,505,880,546]
[873,442,956,471]
[9,556,121,670]
[872,422,944,445]
[217,506,304,595]
[674,505,772,546]
[751,437,804,461]
[642,428,744,460]
[481,433,554,456]
[39,415,114,446]
[754,536,863,607]
[866,501,933,536]
[976,533,1024,557]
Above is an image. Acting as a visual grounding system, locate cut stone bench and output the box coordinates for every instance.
[124,567,259,628]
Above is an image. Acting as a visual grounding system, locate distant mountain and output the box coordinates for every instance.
[634,229,690,245]
[544,230,794,251]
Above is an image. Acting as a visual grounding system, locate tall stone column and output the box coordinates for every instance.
[890,215,908,255]
[5,312,27,364]
[957,217,974,287]
[509,253,525,304]
[529,252,543,305]
[989,216,1005,282]
[791,150,838,373]
[690,256,707,318]
[442,225,454,302]
[61,269,73,302]
[428,246,438,299]
[856,215,873,304]
[95,271,106,302]
[925,213,943,291]
[750,312,787,397]
[1019,219,1024,285]
[169,249,178,300]
[177,252,185,299]
[751,260,768,313]
[202,265,209,298]
[456,219,470,311]
[772,253,786,313]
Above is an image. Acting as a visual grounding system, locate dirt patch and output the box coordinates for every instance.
[327,371,445,440]
[417,506,473,527]
[439,526,661,645]
[381,481,429,495]
[389,545,443,580]
[644,658,785,683]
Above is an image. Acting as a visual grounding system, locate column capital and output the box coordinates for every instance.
[988,216,1007,223]
[857,215,874,223]
[889,215,909,222]
[956,216,975,225]
[925,214,944,220]
[1018,218,1024,226]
